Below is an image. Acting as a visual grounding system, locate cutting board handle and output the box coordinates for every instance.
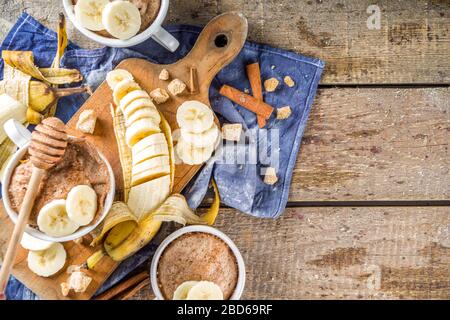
[183,12,248,92]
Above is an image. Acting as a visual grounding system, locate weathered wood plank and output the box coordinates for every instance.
[131,207,450,300]
[168,0,450,84]
[290,87,449,202]
[1,0,448,84]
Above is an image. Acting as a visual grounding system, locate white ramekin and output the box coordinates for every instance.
[1,120,115,243]
[150,225,246,300]
[62,0,179,51]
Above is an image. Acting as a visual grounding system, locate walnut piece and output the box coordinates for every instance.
[61,271,92,296]
[222,123,242,142]
[284,76,295,87]
[167,79,186,96]
[276,106,292,120]
[264,78,279,92]
[263,167,278,185]
[159,68,170,81]
[150,88,170,104]
[76,109,97,134]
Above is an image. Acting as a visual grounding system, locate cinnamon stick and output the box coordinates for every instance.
[189,67,198,94]
[219,85,274,120]
[246,63,266,128]
[119,278,151,300]
[94,271,148,300]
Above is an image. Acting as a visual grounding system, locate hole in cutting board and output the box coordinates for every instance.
[214,34,228,48]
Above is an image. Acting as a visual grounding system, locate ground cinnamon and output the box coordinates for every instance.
[246,63,266,128]
[219,85,274,120]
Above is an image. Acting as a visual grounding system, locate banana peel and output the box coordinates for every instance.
[2,50,82,85]
[201,178,221,225]
[105,215,162,262]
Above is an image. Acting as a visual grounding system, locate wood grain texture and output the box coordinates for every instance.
[290,87,449,202]
[131,207,450,300]
[0,203,118,300]
[1,0,448,84]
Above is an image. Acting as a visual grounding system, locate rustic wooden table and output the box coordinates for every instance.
[1,0,449,299]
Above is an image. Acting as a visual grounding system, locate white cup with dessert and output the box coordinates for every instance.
[62,0,179,51]
[1,119,115,243]
[150,225,246,300]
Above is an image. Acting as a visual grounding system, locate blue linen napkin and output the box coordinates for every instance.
[1,12,324,299]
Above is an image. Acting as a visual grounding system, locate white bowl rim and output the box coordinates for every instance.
[150,225,246,300]
[1,141,115,243]
[62,0,170,48]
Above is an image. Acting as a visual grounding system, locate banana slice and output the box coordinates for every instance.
[37,199,79,237]
[74,0,109,31]
[66,185,98,226]
[27,243,67,277]
[181,124,220,148]
[106,69,134,90]
[102,0,141,40]
[176,138,214,165]
[125,118,161,147]
[186,281,224,300]
[131,156,171,186]
[125,108,161,128]
[127,175,171,220]
[173,281,199,300]
[132,133,167,155]
[20,233,54,251]
[176,100,214,134]
[119,90,150,111]
[113,79,141,106]
[132,142,169,166]
[123,98,160,123]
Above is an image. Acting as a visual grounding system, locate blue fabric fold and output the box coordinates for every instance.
[1,12,324,299]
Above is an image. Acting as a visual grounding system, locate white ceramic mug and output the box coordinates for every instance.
[150,225,246,300]
[1,119,115,243]
[62,0,180,51]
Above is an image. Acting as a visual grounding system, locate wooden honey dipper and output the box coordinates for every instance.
[0,117,68,298]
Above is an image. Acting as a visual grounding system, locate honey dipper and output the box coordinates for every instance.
[0,117,68,298]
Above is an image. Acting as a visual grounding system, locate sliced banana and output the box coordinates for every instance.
[131,156,171,187]
[173,281,199,300]
[113,79,140,106]
[37,199,79,237]
[125,118,161,147]
[181,124,220,148]
[106,69,134,90]
[74,0,109,32]
[125,108,161,127]
[132,142,169,166]
[119,90,150,111]
[27,243,67,277]
[20,233,54,251]
[176,101,214,134]
[127,175,171,220]
[66,185,98,226]
[176,138,214,165]
[122,98,154,118]
[132,133,167,156]
[102,0,141,40]
[186,281,224,300]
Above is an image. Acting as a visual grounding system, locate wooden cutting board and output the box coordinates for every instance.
[0,12,247,300]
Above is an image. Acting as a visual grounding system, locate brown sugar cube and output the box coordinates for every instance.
[284,76,295,87]
[150,88,170,104]
[167,79,186,96]
[159,69,170,81]
[76,109,97,134]
[276,106,292,120]
[264,77,279,92]
[222,123,242,141]
[263,167,278,185]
